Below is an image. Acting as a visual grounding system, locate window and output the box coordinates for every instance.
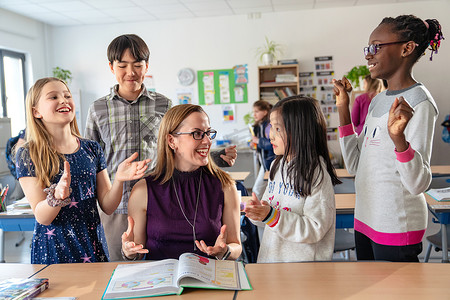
[0,49,27,136]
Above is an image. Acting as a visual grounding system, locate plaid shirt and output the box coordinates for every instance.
[85,84,171,214]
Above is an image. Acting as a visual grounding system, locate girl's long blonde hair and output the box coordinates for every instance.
[23,77,81,187]
[151,104,233,188]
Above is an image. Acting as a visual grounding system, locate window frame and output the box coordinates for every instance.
[0,49,27,118]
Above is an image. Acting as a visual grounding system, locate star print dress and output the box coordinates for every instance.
[16,139,109,264]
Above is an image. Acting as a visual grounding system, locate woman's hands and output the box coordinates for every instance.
[195,225,229,259]
[121,216,149,260]
[115,152,151,182]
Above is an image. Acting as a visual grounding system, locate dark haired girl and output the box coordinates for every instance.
[251,100,275,199]
[333,15,444,262]
[245,96,341,262]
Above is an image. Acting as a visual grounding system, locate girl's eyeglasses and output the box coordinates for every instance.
[363,41,409,56]
[172,129,217,140]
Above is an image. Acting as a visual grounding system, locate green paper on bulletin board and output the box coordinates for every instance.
[197,69,248,105]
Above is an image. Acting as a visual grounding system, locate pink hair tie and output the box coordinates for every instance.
[423,20,429,29]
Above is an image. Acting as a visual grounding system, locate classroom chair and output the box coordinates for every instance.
[423,226,450,263]
[333,178,355,194]
[423,205,450,263]
[334,229,355,261]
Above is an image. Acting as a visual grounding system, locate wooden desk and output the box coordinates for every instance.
[238,262,450,299]
[0,263,45,280]
[34,262,235,300]
[228,172,250,182]
[335,165,450,178]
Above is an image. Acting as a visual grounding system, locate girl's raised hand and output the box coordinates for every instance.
[244,192,271,221]
[332,77,352,108]
[115,152,151,182]
[121,216,148,259]
[195,224,229,258]
[388,97,414,149]
[55,161,71,200]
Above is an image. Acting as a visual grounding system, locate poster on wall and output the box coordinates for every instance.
[144,75,155,92]
[234,64,248,85]
[176,88,194,105]
[197,68,247,105]
[219,71,231,103]
[222,104,236,123]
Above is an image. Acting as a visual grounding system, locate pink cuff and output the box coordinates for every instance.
[395,143,415,163]
[338,124,355,138]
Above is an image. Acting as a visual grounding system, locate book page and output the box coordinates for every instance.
[177,253,239,289]
[103,260,181,299]
[427,187,450,201]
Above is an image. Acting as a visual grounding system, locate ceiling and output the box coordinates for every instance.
[0,0,432,27]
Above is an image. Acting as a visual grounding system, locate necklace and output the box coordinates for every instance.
[172,168,202,251]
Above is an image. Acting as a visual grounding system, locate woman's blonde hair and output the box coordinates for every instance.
[23,77,81,187]
[151,104,233,188]
[364,75,383,99]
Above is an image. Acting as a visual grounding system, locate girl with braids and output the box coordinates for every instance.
[244,96,341,262]
[16,77,150,264]
[333,15,444,262]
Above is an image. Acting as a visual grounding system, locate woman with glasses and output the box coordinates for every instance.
[120,104,242,261]
[333,15,444,262]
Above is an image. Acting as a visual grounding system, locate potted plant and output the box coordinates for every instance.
[52,67,72,84]
[256,37,283,65]
[345,65,369,90]
[243,112,254,125]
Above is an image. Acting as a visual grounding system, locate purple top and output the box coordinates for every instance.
[145,167,224,260]
[351,93,372,135]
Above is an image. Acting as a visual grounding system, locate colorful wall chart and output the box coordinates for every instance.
[197,68,248,105]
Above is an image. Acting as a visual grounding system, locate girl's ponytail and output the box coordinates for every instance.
[425,19,444,61]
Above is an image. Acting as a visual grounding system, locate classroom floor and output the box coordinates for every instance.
[2,228,444,264]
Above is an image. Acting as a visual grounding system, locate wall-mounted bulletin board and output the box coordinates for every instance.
[197,68,248,105]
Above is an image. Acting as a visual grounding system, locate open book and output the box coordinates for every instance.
[426,187,450,201]
[102,253,252,299]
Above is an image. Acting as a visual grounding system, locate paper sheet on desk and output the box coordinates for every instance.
[5,198,33,214]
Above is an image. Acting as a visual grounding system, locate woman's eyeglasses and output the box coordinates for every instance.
[363,41,409,56]
[172,129,217,140]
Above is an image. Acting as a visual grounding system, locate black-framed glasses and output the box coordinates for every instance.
[363,41,409,56]
[172,129,217,140]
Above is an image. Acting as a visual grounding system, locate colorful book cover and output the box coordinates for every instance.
[0,278,49,300]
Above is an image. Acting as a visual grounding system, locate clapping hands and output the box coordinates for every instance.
[115,152,151,182]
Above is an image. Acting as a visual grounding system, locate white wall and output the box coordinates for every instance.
[8,1,450,164]
[0,8,49,90]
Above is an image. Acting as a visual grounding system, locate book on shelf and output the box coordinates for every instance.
[278,59,298,65]
[102,253,252,299]
[0,278,49,300]
[426,187,450,201]
[284,87,295,97]
[275,74,297,83]
[274,89,287,100]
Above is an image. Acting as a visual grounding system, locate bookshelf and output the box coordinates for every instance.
[258,64,299,104]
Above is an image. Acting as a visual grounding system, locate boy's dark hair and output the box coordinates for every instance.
[380,15,444,62]
[107,34,150,63]
[269,96,341,197]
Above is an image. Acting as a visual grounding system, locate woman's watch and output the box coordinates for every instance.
[216,245,231,260]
